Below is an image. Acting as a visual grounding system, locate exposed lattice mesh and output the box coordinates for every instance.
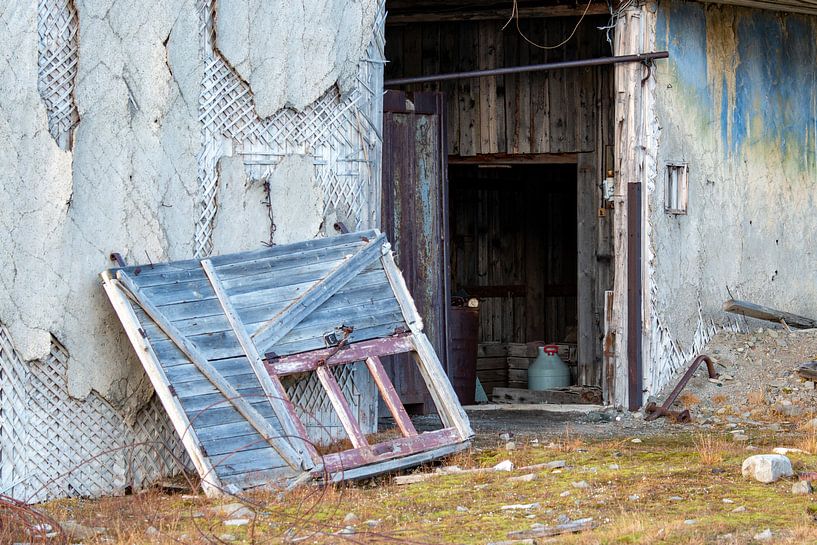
[0,324,30,500]
[3,337,187,502]
[283,363,375,446]
[194,0,385,258]
[37,0,79,150]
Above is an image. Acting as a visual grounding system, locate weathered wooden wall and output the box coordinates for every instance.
[449,164,578,345]
[385,15,615,388]
[384,16,611,157]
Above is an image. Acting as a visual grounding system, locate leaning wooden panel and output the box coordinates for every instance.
[101,231,473,494]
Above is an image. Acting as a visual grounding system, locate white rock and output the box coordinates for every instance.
[732,506,747,513]
[223,519,250,527]
[630,438,642,444]
[741,454,793,483]
[792,481,813,494]
[343,513,359,524]
[608,464,620,470]
[721,498,734,504]
[753,529,772,541]
[509,473,536,482]
[571,480,590,489]
[500,503,540,510]
[683,519,697,525]
[456,506,469,512]
[493,460,514,472]
[773,447,808,455]
[560,491,571,497]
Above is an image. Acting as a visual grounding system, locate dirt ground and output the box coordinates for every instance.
[8,329,817,545]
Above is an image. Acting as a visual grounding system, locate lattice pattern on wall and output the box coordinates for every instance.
[0,333,187,502]
[37,0,79,151]
[0,324,30,500]
[283,362,375,446]
[194,0,386,258]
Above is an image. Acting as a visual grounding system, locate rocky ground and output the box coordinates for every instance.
[9,328,817,544]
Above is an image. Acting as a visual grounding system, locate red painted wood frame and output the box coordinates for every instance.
[264,334,458,474]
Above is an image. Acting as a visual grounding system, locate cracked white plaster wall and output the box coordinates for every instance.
[211,154,272,253]
[264,154,325,245]
[1,0,205,418]
[214,0,378,116]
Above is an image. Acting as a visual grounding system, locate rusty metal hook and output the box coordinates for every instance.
[645,355,718,422]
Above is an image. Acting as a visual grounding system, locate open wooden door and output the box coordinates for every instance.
[380,90,450,414]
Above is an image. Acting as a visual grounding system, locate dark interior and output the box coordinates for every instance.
[449,163,578,347]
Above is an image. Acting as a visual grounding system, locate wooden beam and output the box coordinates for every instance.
[387,4,611,24]
[252,233,388,351]
[723,299,817,329]
[321,428,461,473]
[380,249,425,332]
[100,271,225,498]
[200,259,319,467]
[409,333,474,439]
[315,366,371,451]
[266,335,415,375]
[365,356,418,437]
[115,271,306,472]
[448,152,578,165]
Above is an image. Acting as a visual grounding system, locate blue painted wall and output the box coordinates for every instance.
[648,1,817,395]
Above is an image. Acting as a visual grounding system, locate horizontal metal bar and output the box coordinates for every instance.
[384,51,670,87]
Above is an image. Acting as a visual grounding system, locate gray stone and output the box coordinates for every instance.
[753,529,772,541]
[343,512,359,524]
[792,480,813,494]
[571,480,590,489]
[741,454,794,483]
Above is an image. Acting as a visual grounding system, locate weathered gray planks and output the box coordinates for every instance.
[102,231,473,497]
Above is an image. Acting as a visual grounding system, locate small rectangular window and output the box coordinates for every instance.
[665,163,688,214]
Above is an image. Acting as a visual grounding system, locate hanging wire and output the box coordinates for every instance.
[598,0,635,47]
[501,0,594,50]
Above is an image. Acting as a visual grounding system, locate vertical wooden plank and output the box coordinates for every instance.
[421,23,440,94]
[525,177,545,341]
[478,21,498,154]
[364,356,418,437]
[315,366,370,450]
[100,272,226,498]
[528,20,549,153]
[440,22,461,156]
[576,153,597,385]
[548,20,569,153]
[409,333,473,439]
[457,23,479,156]
[503,28,520,154]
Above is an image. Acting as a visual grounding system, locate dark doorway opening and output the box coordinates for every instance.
[449,163,579,396]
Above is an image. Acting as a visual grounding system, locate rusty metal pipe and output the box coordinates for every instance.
[384,51,670,87]
[645,355,718,422]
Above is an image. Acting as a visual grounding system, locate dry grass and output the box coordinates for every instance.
[796,427,817,454]
[693,432,729,465]
[712,393,729,405]
[747,389,765,406]
[679,392,701,409]
[31,432,817,545]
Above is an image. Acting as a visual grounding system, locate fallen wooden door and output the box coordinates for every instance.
[381,91,450,414]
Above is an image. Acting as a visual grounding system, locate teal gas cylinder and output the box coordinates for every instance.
[528,345,571,391]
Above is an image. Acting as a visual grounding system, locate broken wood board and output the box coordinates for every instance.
[101,230,473,496]
[492,386,603,405]
[723,299,817,329]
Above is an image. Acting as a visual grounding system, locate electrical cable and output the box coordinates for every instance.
[501,0,594,50]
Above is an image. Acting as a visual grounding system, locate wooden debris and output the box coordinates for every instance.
[492,386,602,405]
[508,517,596,539]
[723,299,817,329]
[393,459,566,485]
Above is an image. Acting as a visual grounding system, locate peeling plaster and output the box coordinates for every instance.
[647,1,817,398]
[214,0,378,116]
